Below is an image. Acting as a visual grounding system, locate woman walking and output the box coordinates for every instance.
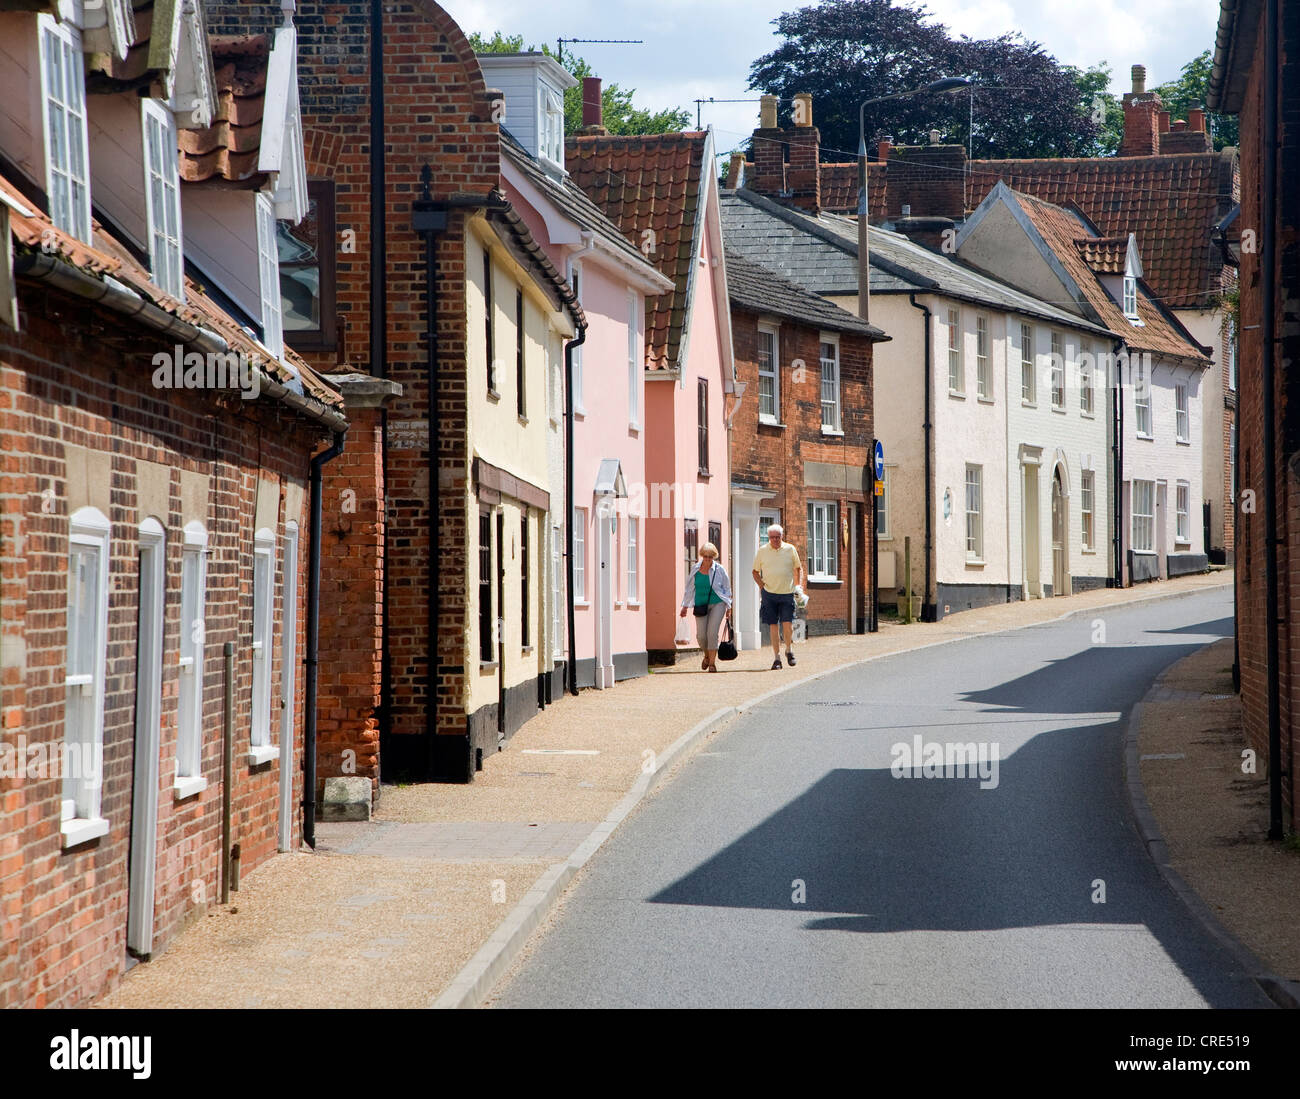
[679,542,732,672]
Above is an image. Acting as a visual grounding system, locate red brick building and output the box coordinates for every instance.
[723,251,886,642]
[1209,0,1300,837]
[0,5,345,1006]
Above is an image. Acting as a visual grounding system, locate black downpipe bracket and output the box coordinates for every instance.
[564,325,588,696]
[305,431,346,849]
[1261,0,1284,841]
[908,293,934,621]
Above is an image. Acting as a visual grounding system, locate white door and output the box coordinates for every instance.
[1023,465,1041,598]
[127,520,165,958]
[278,522,299,851]
[595,500,614,688]
[1156,482,1168,579]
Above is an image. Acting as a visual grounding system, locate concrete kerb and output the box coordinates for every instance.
[1122,664,1300,1010]
[435,575,1234,1009]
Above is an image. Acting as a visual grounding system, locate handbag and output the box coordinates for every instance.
[717,619,738,662]
[693,564,718,617]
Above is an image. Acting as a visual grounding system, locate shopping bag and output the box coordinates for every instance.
[674,615,694,646]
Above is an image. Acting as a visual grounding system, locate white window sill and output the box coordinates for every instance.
[573,599,590,608]
[1176,438,1191,446]
[1175,540,1191,548]
[614,601,624,609]
[1050,406,1066,414]
[1081,548,1097,555]
[478,661,499,673]
[174,776,207,801]
[522,646,535,656]
[574,408,586,420]
[966,558,986,568]
[977,395,994,404]
[948,391,966,399]
[1022,400,1037,408]
[629,423,640,434]
[1081,411,1096,419]
[1132,549,1157,556]
[808,576,841,585]
[820,427,844,437]
[1135,432,1154,441]
[758,417,786,429]
[248,745,279,767]
[626,600,641,607]
[878,534,893,542]
[61,817,110,849]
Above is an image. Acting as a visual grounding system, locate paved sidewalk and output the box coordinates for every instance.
[98,570,1231,1009]
[1135,637,1300,997]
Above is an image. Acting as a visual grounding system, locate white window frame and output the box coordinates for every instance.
[256,192,283,359]
[176,521,209,798]
[1020,323,1036,404]
[627,516,640,604]
[975,314,991,400]
[806,500,838,581]
[1176,481,1191,544]
[62,506,111,847]
[1123,275,1138,320]
[1080,360,1094,416]
[551,523,564,659]
[1175,383,1189,443]
[1080,470,1095,551]
[876,465,893,540]
[819,334,842,432]
[947,308,964,394]
[539,86,564,167]
[1227,320,1237,392]
[1050,331,1065,410]
[249,528,277,764]
[572,507,587,603]
[141,99,185,300]
[1132,479,1155,553]
[39,16,92,244]
[757,323,780,423]
[628,291,641,429]
[1134,360,1153,437]
[965,465,983,561]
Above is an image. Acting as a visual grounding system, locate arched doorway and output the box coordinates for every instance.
[1051,468,1068,597]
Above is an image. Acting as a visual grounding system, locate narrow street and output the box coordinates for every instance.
[494,587,1271,1008]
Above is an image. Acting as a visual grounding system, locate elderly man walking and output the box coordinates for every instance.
[752,524,804,670]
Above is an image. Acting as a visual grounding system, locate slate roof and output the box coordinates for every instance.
[499,130,654,275]
[965,153,1238,309]
[722,250,887,339]
[721,187,1112,338]
[1006,188,1212,363]
[1,170,344,418]
[566,131,709,370]
[179,34,269,186]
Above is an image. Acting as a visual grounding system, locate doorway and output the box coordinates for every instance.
[595,497,615,688]
[1051,468,1068,597]
[278,522,299,851]
[1023,464,1041,598]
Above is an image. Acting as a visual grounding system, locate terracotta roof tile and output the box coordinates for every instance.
[966,153,1237,309]
[178,34,270,186]
[566,131,708,370]
[1011,189,1211,363]
[1075,235,1128,274]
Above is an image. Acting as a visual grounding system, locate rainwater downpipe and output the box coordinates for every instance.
[1112,338,1126,587]
[1261,0,1284,841]
[908,293,934,620]
[304,431,346,849]
[564,234,595,696]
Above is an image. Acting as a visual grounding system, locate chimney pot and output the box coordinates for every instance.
[929,129,941,145]
[582,77,603,131]
[877,138,892,161]
[760,94,778,130]
[1159,110,1170,133]
[1188,106,1206,132]
[1131,64,1146,94]
[793,92,813,127]
[727,151,746,189]
[901,204,911,218]
[1171,119,1187,131]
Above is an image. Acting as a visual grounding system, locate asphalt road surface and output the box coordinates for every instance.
[494,587,1272,1008]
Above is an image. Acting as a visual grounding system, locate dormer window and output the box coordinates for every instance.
[256,193,284,359]
[142,101,185,300]
[39,17,91,243]
[540,87,564,167]
[1122,275,1138,319]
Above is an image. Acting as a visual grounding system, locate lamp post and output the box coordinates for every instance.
[857,77,971,321]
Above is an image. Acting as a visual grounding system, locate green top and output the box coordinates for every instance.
[694,570,723,606]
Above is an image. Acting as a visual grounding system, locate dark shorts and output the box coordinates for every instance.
[760,590,795,625]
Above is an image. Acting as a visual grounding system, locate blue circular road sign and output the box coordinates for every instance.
[874,440,885,480]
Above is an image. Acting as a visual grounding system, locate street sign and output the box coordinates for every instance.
[875,480,884,497]
[873,440,885,481]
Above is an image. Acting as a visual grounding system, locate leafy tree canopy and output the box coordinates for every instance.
[747,0,1103,159]
[469,31,691,137]
[1065,63,1124,157]
[1153,50,1237,150]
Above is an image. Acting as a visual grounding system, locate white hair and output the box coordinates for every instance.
[767,524,784,537]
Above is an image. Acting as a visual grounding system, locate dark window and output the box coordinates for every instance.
[683,519,698,580]
[697,377,709,475]
[708,521,722,557]
[484,250,496,394]
[516,288,526,418]
[521,510,530,648]
[478,512,493,662]
[278,179,337,351]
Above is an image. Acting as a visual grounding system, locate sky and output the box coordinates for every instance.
[444,0,1222,161]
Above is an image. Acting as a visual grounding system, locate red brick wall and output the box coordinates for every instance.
[730,307,874,631]
[0,282,327,1008]
[1233,8,1300,836]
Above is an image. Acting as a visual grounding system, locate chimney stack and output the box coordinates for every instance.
[752,94,786,198]
[785,93,822,214]
[726,151,746,189]
[877,138,892,162]
[1159,104,1213,153]
[1188,106,1206,132]
[1118,61,1162,156]
[581,77,605,133]
[884,140,967,222]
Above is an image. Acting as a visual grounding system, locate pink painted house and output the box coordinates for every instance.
[481,55,674,687]
[567,127,737,659]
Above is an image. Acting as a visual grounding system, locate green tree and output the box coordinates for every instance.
[469,31,691,137]
[1066,63,1124,156]
[1153,50,1238,149]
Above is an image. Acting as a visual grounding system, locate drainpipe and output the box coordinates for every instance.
[908,293,934,620]
[304,431,346,848]
[1261,0,1283,841]
[564,322,589,696]
[1112,338,1126,586]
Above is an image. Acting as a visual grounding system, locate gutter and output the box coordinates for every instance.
[908,292,935,620]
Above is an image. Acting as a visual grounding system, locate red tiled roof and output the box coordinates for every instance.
[566,131,708,370]
[1,172,343,413]
[179,34,269,186]
[1075,235,1128,274]
[86,0,154,90]
[1011,189,1211,363]
[966,153,1237,309]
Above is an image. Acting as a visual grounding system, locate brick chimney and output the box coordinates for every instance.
[581,77,606,134]
[1118,64,1163,156]
[726,151,746,189]
[785,93,821,214]
[751,93,786,197]
[1160,103,1213,153]
[883,141,966,221]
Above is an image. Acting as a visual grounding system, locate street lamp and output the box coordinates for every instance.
[857,77,972,321]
